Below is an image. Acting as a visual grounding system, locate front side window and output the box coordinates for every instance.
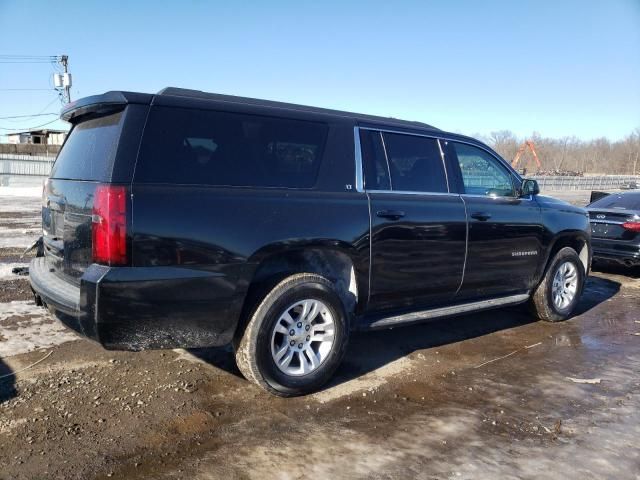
[448,142,514,197]
[135,107,328,188]
[381,132,448,193]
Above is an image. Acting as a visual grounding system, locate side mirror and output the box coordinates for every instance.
[520,179,540,197]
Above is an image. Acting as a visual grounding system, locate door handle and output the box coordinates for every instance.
[471,212,491,221]
[376,210,406,221]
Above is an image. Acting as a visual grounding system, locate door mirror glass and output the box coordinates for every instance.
[521,179,540,196]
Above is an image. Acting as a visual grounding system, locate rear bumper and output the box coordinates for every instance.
[592,239,640,266]
[29,257,246,350]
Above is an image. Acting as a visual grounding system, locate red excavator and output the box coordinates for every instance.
[511,140,541,173]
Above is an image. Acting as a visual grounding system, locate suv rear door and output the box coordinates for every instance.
[441,139,544,299]
[359,127,467,311]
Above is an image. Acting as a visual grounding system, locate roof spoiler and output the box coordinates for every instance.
[61,91,153,122]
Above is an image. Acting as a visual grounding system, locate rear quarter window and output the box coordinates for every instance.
[50,110,124,181]
[135,107,328,188]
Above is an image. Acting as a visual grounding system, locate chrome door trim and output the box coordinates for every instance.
[461,193,535,202]
[456,194,469,295]
[378,131,393,190]
[357,126,522,195]
[354,126,364,192]
[436,138,450,192]
[366,189,461,197]
[367,293,530,329]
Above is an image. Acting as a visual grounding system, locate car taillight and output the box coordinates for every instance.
[92,185,127,265]
[622,221,640,232]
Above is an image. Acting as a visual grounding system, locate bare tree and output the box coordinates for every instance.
[485,128,640,175]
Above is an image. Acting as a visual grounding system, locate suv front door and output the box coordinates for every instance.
[442,139,544,299]
[359,128,467,312]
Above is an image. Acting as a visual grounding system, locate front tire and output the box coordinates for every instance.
[529,247,585,322]
[234,273,349,396]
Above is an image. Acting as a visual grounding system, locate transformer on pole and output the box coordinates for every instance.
[52,55,72,104]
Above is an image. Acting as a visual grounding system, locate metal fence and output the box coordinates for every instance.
[0,155,55,177]
[532,175,640,191]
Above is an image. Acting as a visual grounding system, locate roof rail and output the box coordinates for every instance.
[157,87,438,130]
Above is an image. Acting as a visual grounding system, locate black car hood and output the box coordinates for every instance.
[536,195,588,215]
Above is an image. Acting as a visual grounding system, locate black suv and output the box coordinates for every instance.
[30,88,591,396]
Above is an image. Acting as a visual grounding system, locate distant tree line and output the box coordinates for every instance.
[479,128,640,175]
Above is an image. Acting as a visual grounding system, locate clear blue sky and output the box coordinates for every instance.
[1,0,639,141]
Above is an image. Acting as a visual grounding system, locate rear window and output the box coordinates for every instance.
[135,107,328,188]
[50,110,124,181]
[588,193,640,210]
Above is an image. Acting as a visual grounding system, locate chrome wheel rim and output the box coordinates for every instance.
[552,261,578,310]
[270,299,335,376]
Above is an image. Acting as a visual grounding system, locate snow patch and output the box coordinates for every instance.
[0,262,29,280]
[0,235,37,248]
[0,187,42,198]
[0,300,78,357]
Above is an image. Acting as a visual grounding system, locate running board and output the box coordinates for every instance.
[366,294,530,330]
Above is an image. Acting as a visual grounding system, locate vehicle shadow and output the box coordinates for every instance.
[187,275,621,390]
[592,262,640,279]
[0,358,16,404]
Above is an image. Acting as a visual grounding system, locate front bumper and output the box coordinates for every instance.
[29,257,245,350]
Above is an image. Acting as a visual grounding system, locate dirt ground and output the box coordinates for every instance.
[1,191,639,480]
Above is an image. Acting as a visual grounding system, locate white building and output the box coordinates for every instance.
[7,129,67,145]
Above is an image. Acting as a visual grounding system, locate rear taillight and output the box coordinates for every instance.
[622,221,640,232]
[92,185,127,266]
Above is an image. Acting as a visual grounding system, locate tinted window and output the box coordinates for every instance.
[449,142,514,197]
[588,193,640,210]
[360,129,390,190]
[135,107,328,188]
[50,110,124,181]
[382,133,448,193]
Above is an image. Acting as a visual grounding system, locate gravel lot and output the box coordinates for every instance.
[0,189,639,480]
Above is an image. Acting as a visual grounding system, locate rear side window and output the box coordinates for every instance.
[382,133,448,193]
[50,110,124,181]
[135,107,328,188]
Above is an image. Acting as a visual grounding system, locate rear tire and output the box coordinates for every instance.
[529,247,585,322]
[234,273,349,396]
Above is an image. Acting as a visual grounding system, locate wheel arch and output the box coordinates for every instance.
[540,232,591,281]
[234,242,365,341]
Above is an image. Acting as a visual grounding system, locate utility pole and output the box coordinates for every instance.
[53,55,72,104]
[60,55,70,103]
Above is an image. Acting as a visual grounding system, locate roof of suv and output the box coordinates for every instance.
[63,87,441,132]
[156,88,440,131]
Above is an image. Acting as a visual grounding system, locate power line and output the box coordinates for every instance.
[0,118,62,131]
[0,55,58,58]
[0,96,61,124]
[0,88,54,91]
[0,113,58,120]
